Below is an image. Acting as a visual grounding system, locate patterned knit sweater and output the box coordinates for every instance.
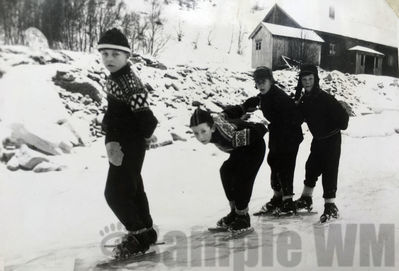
[102,64,158,143]
[210,113,267,153]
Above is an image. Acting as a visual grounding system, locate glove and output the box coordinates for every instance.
[242,97,260,112]
[105,141,124,166]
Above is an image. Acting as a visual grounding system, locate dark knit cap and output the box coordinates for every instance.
[98,28,130,53]
[189,108,214,127]
[299,64,318,77]
[253,66,275,83]
[294,63,320,98]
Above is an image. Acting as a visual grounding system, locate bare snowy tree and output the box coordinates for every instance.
[176,19,184,42]
[237,21,247,55]
[207,26,214,46]
[193,32,200,50]
[227,27,234,54]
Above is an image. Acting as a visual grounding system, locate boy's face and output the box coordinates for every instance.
[100,49,129,73]
[301,74,315,93]
[191,123,214,144]
[255,78,272,95]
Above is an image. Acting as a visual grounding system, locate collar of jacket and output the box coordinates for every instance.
[259,84,277,98]
[303,86,321,100]
[110,63,131,79]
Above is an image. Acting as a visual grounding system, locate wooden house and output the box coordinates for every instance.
[249,0,398,76]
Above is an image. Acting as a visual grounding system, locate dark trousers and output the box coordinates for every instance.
[104,136,153,231]
[220,139,266,210]
[304,133,341,199]
[267,144,300,197]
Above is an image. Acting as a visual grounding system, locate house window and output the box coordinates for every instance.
[329,43,336,55]
[388,55,394,66]
[329,6,335,19]
[255,40,262,50]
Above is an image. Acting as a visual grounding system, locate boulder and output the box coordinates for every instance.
[23,27,49,50]
[33,161,64,173]
[15,144,50,170]
[171,132,187,142]
[164,71,179,80]
[10,123,61,155]
[1,149,16,163]
[63,116,92,146]
[149,127,174,149]
[6,156,20,171]
[10,122,77,155]
[53,69,103,103]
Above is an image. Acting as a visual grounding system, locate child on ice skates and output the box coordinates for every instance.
[189,108,267,233]
[223,66,303,216]
[294,64,349,223]
[98,28,158,258]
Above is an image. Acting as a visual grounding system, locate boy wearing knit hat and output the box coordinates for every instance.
[98,28,158,258]
[294,64,349,223]
[224,66,303,216]
[190,108,267,233]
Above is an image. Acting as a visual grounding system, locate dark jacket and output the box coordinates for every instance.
[102,64,158,143]
[210,113,267,153]
[296,88,349,139]
[225,84,303,152]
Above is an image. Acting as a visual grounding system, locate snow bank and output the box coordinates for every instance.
[0,64,68,125]
[344,111,399,138]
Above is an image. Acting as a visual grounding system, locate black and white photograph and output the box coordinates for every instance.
[0,0,398,270]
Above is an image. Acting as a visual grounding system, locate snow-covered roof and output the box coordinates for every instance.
[256,22,324,43]
[262,0,398,48]
[348,46,385,56]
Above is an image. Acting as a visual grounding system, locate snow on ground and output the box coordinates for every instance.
[1,117,399,270]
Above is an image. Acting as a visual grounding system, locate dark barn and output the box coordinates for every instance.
[250,1,398,77]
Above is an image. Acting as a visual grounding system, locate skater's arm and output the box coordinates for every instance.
[223,96,260,120]
[222,105,246,119]
[122,72,158,138]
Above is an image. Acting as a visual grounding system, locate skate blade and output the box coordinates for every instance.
[223,227,254,241]
[104,241,166,248]
[208,227,229,232]
[97,250,158,268]
[253,209,277,216]
[314,215,341,227]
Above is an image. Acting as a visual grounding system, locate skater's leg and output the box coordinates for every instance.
[220,157,236,203]
[216,157,239,228]
[104,138,148,231]
[303,139,323,189]
[134,174,153,229]
[295,140,322,210]
[276,146,300,213]
[267,151,282,194]
[279,146,299,198]
[321,133,341,200]
[234,140,266,211]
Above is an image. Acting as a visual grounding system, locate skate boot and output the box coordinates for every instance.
[216,210,236,228]
[277,198,297,215]
[320,203,339,223]
[229,213,251,232]
[295,195,313,212]
[113,228,157,259]
[257,196,282,215]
